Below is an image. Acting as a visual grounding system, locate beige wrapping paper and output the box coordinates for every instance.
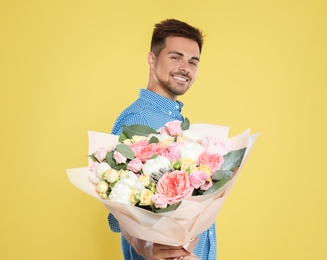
[67,124,259,246]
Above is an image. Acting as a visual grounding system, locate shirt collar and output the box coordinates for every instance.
[139,89,184,113]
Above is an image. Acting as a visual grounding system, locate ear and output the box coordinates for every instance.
[147,52,156,68]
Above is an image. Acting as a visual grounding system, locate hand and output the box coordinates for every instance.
[151,243,192,260]
[182,254,200,260]
[120,224,199,260]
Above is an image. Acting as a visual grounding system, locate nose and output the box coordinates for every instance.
[178,60,190,74]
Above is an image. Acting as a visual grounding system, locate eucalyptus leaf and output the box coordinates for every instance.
[212,170,233,181]
[150,154,158,159]
[221,148,246,171]
[118,132,128,143]
[149,136,159,144]
[155,202,181,213]
[181,118,190,130]
[203,178,230,195]
[106,151,127,170]
[122,124,157,138]
[115,143,134,160]
[88,153,97,162]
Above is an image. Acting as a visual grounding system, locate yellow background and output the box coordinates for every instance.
[1,0,326,259]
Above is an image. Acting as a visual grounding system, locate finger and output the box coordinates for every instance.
[155,248,190,259]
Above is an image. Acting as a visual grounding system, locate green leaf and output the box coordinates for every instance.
[212,170,233,181]
[221,148,246,171]
[150,154,158,159]
[115,143,134,160]
[149,136,159,144]
[122,124,157,138]
[181,118,190,130]
[155,202,181,213]
[88,153,97,162]
[203,178,230,195]
[106,151,127,170]
[118,132,128,143]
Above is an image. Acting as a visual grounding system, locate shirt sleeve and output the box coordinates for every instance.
[108,213,120,233]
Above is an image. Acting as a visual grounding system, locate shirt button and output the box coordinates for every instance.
[209,231,213,235]
[168,111,172,115]
[175,105,179,109]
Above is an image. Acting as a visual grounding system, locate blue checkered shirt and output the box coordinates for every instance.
[109,89,217,260]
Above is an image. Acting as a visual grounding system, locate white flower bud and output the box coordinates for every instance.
[96,181,109,194]
[104,169,120,183]
[96,162,111,179]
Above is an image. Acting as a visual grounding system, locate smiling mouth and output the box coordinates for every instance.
[172,74,189,82]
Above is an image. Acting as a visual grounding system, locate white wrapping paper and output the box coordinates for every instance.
[67,124,259,246]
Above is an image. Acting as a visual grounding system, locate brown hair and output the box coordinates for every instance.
[150,19,204,56]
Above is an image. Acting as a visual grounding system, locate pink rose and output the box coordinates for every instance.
[159,120,182,136]
[130,140,156,162]
[94,147,108,162]
[155,170,193,205]
[198,151,224,173]
[154,142,182,162]
[113,151,127,164]
[127,157,143,172]
[189,171,208,189]
[154,143,168,157]
[165,142,182,162]
[200,181,213,191]
[201,136,231,156]
[152,193,168,208]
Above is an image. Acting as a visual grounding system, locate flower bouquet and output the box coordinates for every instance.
[67,119,259,246]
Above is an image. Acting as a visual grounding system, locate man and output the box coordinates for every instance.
[109,19,216,260]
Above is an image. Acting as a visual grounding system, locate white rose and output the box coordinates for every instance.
[129,190,141,204]
[96,162,111,179]
[104,168,120,183]
[142,156,171,177]
[139,189,154,206]
[180,157,197,172]
[180,141,205,161]
[109,171,145,205]
[150,134,174,145]
[123,139,132,145]
[138,175,150,187]
[118,169,130,179]
[131,135,147,143]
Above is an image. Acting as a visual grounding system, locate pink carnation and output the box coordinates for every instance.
[159,120,182,136]
[127,157,143,172]
[189,171,208,189]
[201,136,231,156]
[198,151,224,173]
[155,170,193,205]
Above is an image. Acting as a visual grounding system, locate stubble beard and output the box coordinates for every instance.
[155,70,191,97]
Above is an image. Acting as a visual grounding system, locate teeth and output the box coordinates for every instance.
[173,76,187,82]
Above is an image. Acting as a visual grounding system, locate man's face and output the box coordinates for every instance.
[149,36,200,100]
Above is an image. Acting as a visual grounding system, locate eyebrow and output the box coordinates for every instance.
[168,51,200,61]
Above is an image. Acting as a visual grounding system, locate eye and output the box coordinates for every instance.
[189,61,198,67]
[171,56,180,61]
